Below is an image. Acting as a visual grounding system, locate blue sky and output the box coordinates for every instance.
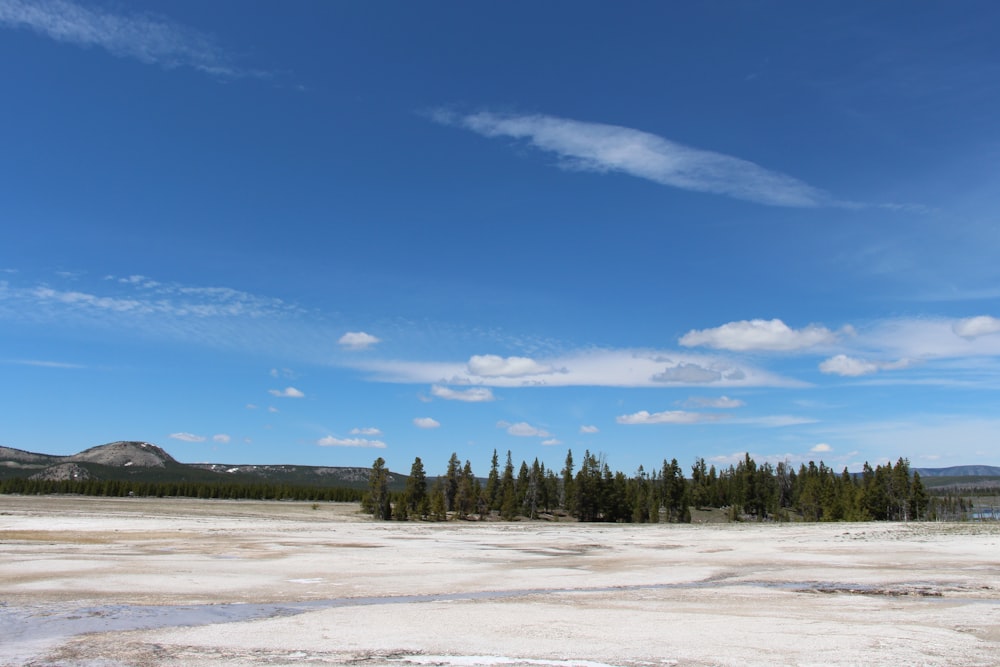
[3,1,1000,476]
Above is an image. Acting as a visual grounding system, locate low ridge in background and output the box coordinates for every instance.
[1,441,998,492]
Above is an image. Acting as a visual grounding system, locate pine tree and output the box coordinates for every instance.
[405,456,428,518]
[429,478,447,521]
[499,450,515,514]
[515,460,530,514]
[445,452,461,512]
[561,449,575,512]
[575,450,602,521]
[365,457,392,520]
[910,471,929,520]
[525,458,541,519]
[455,460,477,518]
[484,449,500,513]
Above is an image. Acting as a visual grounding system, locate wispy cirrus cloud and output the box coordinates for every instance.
[433,110,834,207]
[1,275,296,321]
[731,415,818,427]
[0,274,334,361]
[683,395,745,409]
[0,0,256,77]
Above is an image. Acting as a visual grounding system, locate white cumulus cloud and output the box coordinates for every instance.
[350,427,382,436]
[430,385,496,402]
[541,438,562,446]
[680,318,840,352]
[413,417,440,429]
[212,434,230,444]
[579,425,599,434]
[338,331,380,350]
[811,443,832,453]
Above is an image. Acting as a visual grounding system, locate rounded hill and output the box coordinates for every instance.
[68,441,177,468]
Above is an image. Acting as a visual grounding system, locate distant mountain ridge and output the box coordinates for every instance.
[2,442,997,491]
[914,465,1000,477]
[0,441,398,489]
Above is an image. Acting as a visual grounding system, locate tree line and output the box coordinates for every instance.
[365,449,940,523]
[0,477,365,502]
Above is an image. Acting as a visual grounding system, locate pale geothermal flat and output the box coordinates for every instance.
[2,496,999,666]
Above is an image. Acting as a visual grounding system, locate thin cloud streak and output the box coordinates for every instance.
[617,410,726,425]
[434,110,833,207]
[169,432,205,443]
[3,359,86,369]
[0,0,256,77]
[317,436,386,449]
[0,275,333,362]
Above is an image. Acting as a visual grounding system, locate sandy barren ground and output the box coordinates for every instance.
[2,496,999,666]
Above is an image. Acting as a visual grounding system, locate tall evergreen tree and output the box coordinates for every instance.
[498,451,517,519]
[365,457,392,520]
[404,456,428,518]
[575,450,601,521]
[561,449,575,512]
[484,449,500,513]
[455,460,477,518]
[444,452,461,512]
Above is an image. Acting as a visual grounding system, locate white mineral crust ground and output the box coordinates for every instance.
[1,496,999,666]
